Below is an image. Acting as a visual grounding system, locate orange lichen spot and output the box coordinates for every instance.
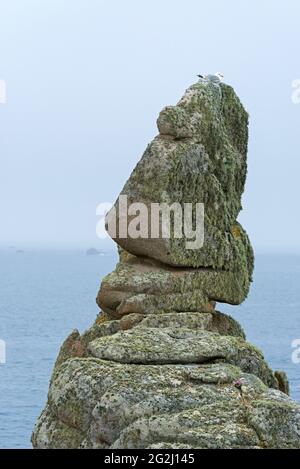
[231,225,241,239]
[95,312,110,325]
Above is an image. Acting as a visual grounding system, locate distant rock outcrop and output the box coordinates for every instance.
[32,80,300,449]
[86,248,100,256]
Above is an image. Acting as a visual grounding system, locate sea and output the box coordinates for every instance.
[0,249,299,448]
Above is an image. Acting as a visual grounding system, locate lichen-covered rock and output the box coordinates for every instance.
[32,355,300,449]
[53,310,246,368]
[87,326,276,387]
[33,309,300,449]
[32,308,300,449]
[107,80,254,302]
[32,80,300,449]
[97,253,251,316]
[274,370,290,395]
[31,405,84,449]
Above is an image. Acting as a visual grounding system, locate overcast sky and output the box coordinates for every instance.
[0,0,299,251]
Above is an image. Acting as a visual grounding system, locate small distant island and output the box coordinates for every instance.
[86,248,100,256]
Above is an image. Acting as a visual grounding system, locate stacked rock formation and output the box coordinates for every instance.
[32,80,300,449]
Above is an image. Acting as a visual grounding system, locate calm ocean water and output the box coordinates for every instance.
[0,250,299,448]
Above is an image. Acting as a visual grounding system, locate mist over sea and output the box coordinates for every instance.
[0,249,299,448]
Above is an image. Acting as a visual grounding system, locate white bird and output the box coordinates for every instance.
[197,72,224,83]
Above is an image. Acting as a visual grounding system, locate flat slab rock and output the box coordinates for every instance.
[97,253,251,318]
[87,326,276,388]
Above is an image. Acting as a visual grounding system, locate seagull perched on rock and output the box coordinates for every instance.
[197,72,224,83]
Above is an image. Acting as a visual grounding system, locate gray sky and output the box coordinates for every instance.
[0,0,299,251]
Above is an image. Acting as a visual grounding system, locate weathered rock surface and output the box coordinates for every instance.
[32,80,300,449]
[97,252,250,317]
[107,81,253,292]
[32,312,300,449]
